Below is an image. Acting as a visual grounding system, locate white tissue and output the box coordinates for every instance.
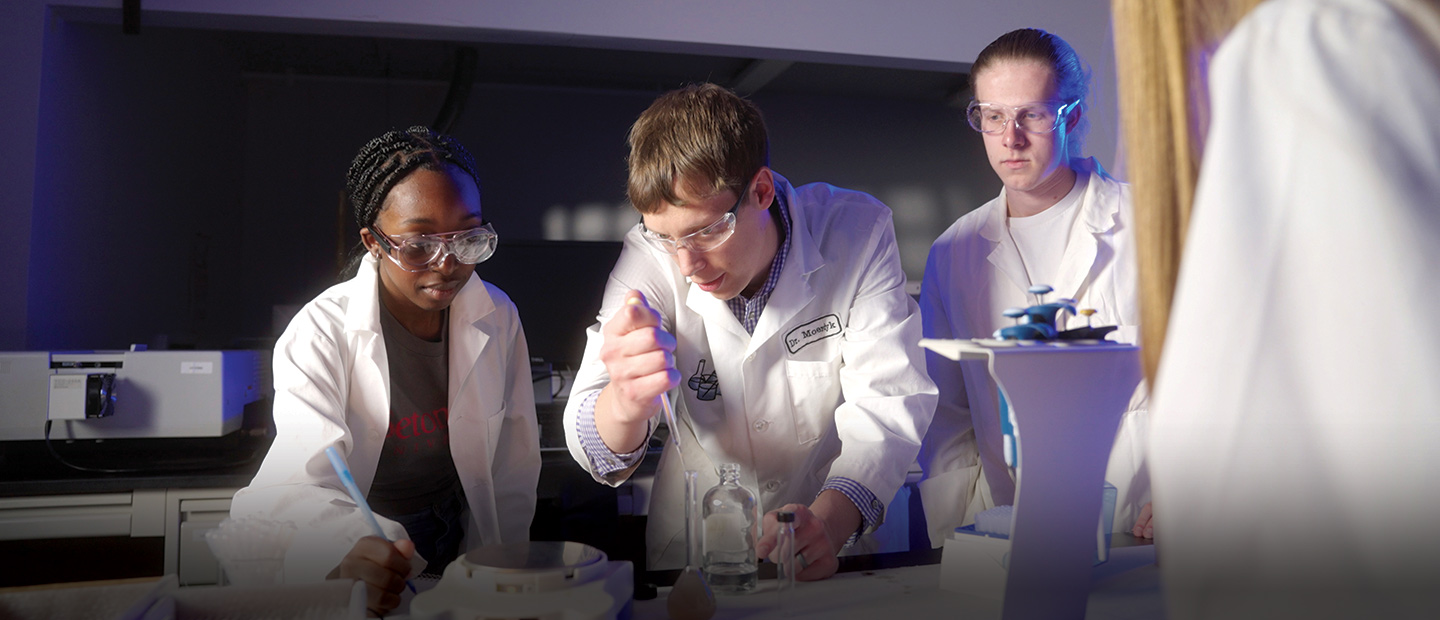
[204,517,297,586]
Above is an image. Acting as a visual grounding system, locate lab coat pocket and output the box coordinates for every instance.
[449,402,501,464]
[785,358,841,445]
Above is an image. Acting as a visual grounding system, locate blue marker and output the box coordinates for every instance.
[323,445,417,593]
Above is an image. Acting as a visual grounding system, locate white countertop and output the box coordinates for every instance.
[634,546,1163,620]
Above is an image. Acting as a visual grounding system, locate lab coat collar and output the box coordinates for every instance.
[343,253,387,335]
[748,174,820,352]
[1074,157,1123,236]
[979,157,1121,300]
[342,253,498,413]
[343,253,497,333]
[775,172,825,279]
[978,195,1028,293]
[978,158,1118,240]
[1052,158,1124,301]
[447,274,496,418]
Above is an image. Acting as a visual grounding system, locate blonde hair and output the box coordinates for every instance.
[1112,0,1266,381]
[625,83,769,214]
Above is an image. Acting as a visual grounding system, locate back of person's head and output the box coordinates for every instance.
[1112,0,1268,381]
[346,126,482,231]
[971,28,1091,158]
[626,83,769,214]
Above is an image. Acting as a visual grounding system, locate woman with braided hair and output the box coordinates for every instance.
[232,126,540,615]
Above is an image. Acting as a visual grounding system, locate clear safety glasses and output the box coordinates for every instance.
[369,222,498,272]
[966,99,1079,135]
[639,177,754,255]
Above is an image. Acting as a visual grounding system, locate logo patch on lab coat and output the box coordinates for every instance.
[687,359,720,401]
[785,314,842,354]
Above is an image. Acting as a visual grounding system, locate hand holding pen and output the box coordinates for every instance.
[324,446,417,616]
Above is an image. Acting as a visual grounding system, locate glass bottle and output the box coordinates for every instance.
[668,470,716,620]
[774,511,797,603]
[701,462,759,593]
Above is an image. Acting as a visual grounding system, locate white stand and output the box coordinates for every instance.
[922,339,1141,620]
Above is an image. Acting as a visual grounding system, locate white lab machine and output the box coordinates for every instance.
[410,541,633,620]
[0,349,266,441]
[921,338,1142,620]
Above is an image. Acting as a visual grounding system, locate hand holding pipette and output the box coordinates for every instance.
[595,290,682,453]
[324,445,417,615]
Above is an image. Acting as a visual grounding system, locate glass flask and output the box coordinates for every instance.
[701,462,758,593]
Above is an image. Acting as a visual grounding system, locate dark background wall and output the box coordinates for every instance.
[25,21,999,354]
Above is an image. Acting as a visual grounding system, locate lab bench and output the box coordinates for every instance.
[631,543,1162,620]
[1,400,919,594]
[0,420,650,590]
[0,434,269,588]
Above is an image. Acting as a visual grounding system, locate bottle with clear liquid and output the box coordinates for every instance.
[701,462,758,593]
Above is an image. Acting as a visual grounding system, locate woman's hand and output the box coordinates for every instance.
[329,536,415,617]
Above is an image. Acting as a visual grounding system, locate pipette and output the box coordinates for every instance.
[659,392,682,451]
[627,295,682,451]
[324,445,417,593]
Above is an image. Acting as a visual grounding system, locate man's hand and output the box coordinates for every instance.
[1131,501,1154,539]
[754,490,862,581]
[595,291,680,453]
[328,536,415,617]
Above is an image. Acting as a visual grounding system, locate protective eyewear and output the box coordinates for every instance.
[369,222,498,272]
[639,177,754,255]
[966,99,1079,135]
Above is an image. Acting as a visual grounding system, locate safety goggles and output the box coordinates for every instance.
[639,177,754,255]
[369,222,498,272]
[966,99,1079,135]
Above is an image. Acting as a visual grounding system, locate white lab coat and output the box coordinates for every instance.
[563,173,938,570]
[230,253,540,582]
[1150,0,1440,617]
[917,158,1149,547]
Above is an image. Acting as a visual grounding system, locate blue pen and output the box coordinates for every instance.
[324,445,417,593]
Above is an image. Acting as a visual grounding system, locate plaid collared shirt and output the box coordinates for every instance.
[725,192,792,334]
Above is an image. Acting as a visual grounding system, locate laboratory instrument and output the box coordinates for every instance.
[701,462,758,593]
[410,541,633,620]
[991,284,1118,342]
[0,349,265,441]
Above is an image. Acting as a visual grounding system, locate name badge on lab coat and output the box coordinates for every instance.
[785,314,842,354]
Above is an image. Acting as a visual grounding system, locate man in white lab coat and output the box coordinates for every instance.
[562,83,937,578]
[917,29,1151,547]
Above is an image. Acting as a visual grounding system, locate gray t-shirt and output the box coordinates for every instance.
[367,298,461,517]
